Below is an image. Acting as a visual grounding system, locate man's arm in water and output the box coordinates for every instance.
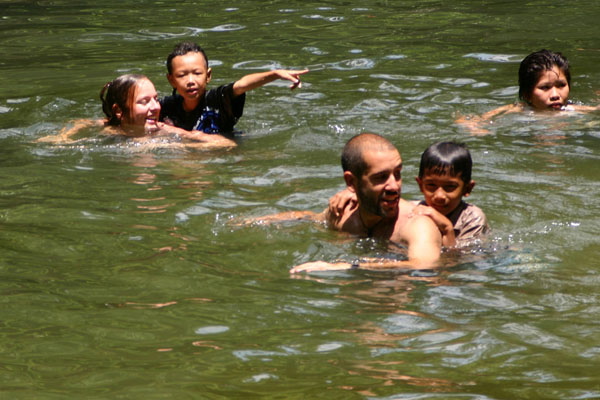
[291,215,442,273]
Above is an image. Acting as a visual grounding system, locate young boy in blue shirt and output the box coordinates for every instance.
[160,42,309,133]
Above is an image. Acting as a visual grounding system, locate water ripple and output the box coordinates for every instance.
[189,24,245,34]
[500,323,566,350]
[194,325,230,335]
[232,60,284,70]
[382,314,438,334]
[328,58,375,70]
[463,53,522,63]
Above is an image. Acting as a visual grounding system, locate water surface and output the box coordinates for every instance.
[1,1,599,398]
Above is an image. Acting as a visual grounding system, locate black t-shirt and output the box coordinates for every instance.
[159,83,245,133]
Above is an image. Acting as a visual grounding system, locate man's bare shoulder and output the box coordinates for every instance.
[390,202,437,243]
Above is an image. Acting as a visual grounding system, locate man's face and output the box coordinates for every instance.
[355,148,403,219]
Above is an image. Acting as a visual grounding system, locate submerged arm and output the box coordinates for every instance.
[158,123,237,148]
[455,103,523,135]
[291,216,442,274]
[36,119,102,143]
[242,210,325,226]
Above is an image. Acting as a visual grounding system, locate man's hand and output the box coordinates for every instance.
[290,261,351,274]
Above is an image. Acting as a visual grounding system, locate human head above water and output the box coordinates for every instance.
[100,74,146,126]
[166,41,209,74]
[418,141,472,184]
[518,49,571,103]
[341,133,399,179]
[99,74,160,132]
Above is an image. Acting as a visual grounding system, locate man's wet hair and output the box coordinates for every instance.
[341,133,397,178]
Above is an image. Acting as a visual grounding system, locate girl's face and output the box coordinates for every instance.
[122,79,161,133]
[527,66,570,111]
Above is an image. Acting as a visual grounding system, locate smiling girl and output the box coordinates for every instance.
[39,74,235,148]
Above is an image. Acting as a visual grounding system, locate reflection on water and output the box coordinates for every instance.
[1,0,600,398]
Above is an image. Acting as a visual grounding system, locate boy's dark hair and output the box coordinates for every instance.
[418,142,472,183]
[99,74,146,126]
[166,41,209,74]
[518,49,571,101]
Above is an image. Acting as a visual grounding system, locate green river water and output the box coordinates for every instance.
[1,1,599,398]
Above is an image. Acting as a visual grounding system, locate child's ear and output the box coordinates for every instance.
[112,104,123,120]
[415,177,424,191]
[463,180,476,197]
[166,73,176,89]
[206,68,212,83]
[343,171,357,193]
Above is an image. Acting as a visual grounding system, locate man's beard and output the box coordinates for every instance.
[357,186,400,219]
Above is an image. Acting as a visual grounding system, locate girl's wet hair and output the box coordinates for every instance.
[418,142,472,183]
[166,41,209,74]
[518,49,571,101]
[99,74,147,126]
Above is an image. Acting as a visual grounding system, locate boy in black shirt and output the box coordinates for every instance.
[160,42,308,133]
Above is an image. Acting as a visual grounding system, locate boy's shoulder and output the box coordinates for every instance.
[451,201,489,243]
[159,93,183,108]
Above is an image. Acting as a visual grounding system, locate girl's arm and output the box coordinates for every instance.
[37,119,102,143]
[456,103,523,135]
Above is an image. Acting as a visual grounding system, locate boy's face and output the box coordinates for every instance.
[527,66,570,110]
[167,52,212,104]
[416,170,474,216]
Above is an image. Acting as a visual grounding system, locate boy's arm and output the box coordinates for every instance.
[232,69,309,97]
[328,188,357,218]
